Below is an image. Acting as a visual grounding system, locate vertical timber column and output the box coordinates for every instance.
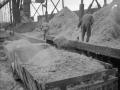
[104,0,107,6]
[62,0,64,9]
[23,0,31,18]
[45,0,48,22]
[12,0,16,24]
[9,0,12,24]
[79,0,84,21]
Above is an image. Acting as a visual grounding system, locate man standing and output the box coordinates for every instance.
[77,14,94,42]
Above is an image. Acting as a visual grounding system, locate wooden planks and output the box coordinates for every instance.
[69,40,120,59]
[0,0,10,9]
[45,68,117,89]
[46,35,120,59]
[69,77,118,90]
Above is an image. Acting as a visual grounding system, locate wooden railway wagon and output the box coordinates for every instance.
[11,56,118,90]
[45,68,118,90]
[10,51,118,90]
[9,36,118,90]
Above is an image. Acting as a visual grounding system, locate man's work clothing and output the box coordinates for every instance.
[78,14,94,42]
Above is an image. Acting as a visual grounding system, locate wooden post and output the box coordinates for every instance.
[0,0,9,9]
[12,0,21,24]
[9,0,12,24]
[45,0,48,22]
[95,0,101,9]
[81,0,83,4]
[79,0,84,21]
[62,0,64,9]
[104,0,107,6]
[23,0,31,17]
[87,0,94,13]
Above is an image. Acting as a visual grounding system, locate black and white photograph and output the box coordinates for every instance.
[0,0,119,90]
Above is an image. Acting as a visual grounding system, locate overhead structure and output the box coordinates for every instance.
[0,0,10,9]
[0,0,11,23]
[8,0,31,24]
[11,0,22,24]
[79,0,108,21]
[31,0,64,22]
[87,0,101,13]
[36,0,45,3]
[0,0,109,24]
[23,0,31,18]
[47,0,64,21]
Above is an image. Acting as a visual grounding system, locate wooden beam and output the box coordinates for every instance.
[81,0,84,4]
[33,4,41,16]
[9,0,12,24]
[31,3,40,15]
[104,0,107,6]
[0,0,10,9]
[79,0,84,20]
[62,0,64,8]
[46,35,120,59]
[49,0,61,19]
[45,0,48,22]
[87,0,94,13]
[45,68,117,89]
[95,0,101,9]
[23,0,31,17]
[50,0,59,12]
